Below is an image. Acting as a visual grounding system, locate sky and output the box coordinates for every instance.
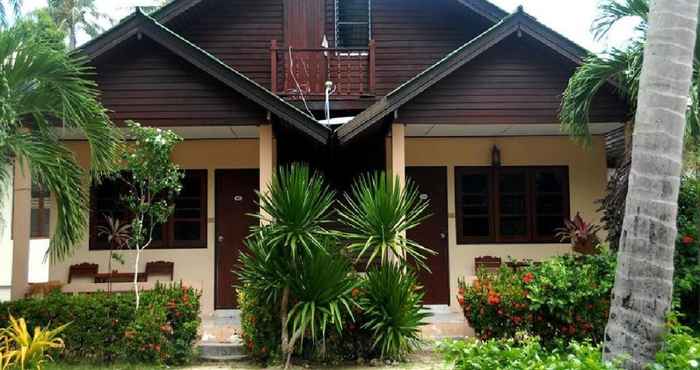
[20,0,640,54]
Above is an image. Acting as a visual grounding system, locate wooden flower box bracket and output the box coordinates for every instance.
[68,261,174,284]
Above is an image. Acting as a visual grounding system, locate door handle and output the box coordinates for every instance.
[440,232,447,240]
[218,235,225,243]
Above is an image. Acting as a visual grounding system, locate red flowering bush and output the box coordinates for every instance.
[0,283,200,365]
[457,251,615,344]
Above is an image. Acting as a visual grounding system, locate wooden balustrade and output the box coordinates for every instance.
[270,39,376,99]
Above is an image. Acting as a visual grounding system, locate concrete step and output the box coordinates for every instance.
[421,305,473,339]
[198,341,247,361]
[200,310,241,343]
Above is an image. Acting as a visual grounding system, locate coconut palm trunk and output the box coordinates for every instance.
[603,0,699,368]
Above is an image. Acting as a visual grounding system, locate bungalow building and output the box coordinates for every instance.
[6,0,628,324]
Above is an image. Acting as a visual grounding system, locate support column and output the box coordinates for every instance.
[259,124,275,223]
[10,162,30,300]
[391,123,406,188]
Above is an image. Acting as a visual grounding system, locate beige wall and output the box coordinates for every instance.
[43,134,607,314]
[393,136,609,308]
[49,139,261,316]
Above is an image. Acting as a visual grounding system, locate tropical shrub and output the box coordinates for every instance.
[239,164,359,368]
[438,336,616,370]
[673,176,700,325]
[458,251,615,344]
[239,167,433,366]
[438,319,700,370]
[359,263,429,360]
[0,283,200,365]
[238,285,280,362]
[0,315,67,370]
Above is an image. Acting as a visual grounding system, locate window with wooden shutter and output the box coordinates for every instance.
[90,170,208,250]
[455,166,569,244]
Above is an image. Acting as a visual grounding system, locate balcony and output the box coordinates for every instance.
[270,40,376,100]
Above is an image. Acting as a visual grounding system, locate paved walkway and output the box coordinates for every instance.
[185,351,446,370]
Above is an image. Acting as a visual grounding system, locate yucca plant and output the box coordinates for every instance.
[338,172,432,270]
[243,164,339,369]
[255,163,336,260]
[359,263,429,360]
[287,244,358,347]
[0,315,68,370]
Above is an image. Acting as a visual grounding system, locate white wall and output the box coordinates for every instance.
[28,239,49,283]
[0,165,13,301]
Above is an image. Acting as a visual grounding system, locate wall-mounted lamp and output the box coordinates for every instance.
[491,145,501,167]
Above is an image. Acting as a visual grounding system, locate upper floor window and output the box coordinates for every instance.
[89,170,208,250]
[455,166,570,244]
[31,182,51,239]
[335,0,371,48]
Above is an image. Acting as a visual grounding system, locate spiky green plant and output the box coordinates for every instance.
[255,163,335,260]
[287,243,358,346]
[0,19,121,262]
[244,164,339,369]
[0,315,68,370]
[359,262,429,360]
[338,172,432,270]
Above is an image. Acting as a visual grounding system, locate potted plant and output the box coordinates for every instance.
[556,213,602,255]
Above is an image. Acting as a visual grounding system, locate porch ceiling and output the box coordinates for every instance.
[57,126,260,140]
[403,122,623,137]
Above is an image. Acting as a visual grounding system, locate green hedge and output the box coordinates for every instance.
[0,283,200,365]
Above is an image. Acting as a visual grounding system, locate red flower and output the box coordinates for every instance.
[522,272,535,284]
[682,235,694,245]
[512,316,523,325]
[487,292,501,305]
[457,296,465,306]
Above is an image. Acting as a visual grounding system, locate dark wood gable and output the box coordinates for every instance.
[371,0,492,95]
[167,0,493,95]
[399,34,629,125]
[93,37,267,127]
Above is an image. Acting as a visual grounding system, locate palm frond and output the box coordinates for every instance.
[591,0,648,41]
[0,0,22,28]
[6,132,88,262]
[0,22,121,260]
[560,42,642,145]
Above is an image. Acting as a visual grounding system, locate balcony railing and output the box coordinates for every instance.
[270,40,376,99]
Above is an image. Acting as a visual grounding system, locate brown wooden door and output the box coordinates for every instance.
[407,167,450,305]
[215,169,259,309]
[284,0,326,94]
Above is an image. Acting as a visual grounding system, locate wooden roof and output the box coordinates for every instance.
[336,8,607,144]
[78,9,331,144]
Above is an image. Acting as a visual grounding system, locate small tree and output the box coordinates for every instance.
[121,121,183,310]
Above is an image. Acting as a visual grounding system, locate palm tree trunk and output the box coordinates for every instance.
[69,21,77,49]
[603,0,699,368]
